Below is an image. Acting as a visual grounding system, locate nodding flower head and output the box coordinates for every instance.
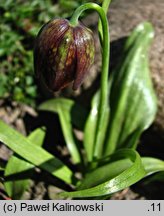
[34,18,95,92]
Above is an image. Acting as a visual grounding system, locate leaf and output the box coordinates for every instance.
[60,149,146,198]
[39,98,87,130]
[28,127,46,147]
[104,22,157,155]
[39,98,87,164]
[0,120,74,185]
[139,157,164,184]
[84,91,109,162]
[142,157,164,176]
[78,158,133,190]
[4,156,34,200]
[4,127,46,199]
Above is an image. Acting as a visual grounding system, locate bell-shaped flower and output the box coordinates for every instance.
[34,18,95,92]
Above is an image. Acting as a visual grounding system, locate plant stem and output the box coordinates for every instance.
[98,0,111,41]
[70,3,110,159]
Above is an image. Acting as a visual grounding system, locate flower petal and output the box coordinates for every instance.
[73,24,95,90]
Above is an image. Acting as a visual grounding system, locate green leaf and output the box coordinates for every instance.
[0,120,74,185]
[39,98,87,130]
[39,98,87,164]
[139,157,164,184]
[78,158,133,190]
[60,149,146,198]
[84,91,109,162]
[28,127,46,147]
[4,156,34,199]
[104,22,157,155]
[4,127,46,199]
[142,157,164,176]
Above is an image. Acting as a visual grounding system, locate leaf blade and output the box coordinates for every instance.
[39,98,87,130]
[0,120,74,184]
[4,127,46,199]
[28,127,46,147]
[104,22,157,155]
[84,91,109,162]
[39,98,83,164]
[142,157,164,176]
[4,156,33,199]
[60,149,146,198]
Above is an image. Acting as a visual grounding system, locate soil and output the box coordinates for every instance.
[0,0,164,200]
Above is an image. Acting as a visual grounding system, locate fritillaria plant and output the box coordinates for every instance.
[0,0,163,199]
[34,2,110,163]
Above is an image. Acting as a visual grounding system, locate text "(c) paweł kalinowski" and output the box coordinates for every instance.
[20,202,104,212]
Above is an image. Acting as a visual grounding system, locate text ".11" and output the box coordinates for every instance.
[148,203,161,212]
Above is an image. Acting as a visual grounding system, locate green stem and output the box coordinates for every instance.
[98,0,112,41]
[70,3,110,159]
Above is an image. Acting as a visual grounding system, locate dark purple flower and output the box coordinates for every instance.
[34,18,95,92]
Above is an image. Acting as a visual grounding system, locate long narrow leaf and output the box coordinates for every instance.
[0,120,74,184]
[4,156,34,199]
[104,22,157,155]
[84,91,109,162]
[4,127,46,199]
[78,156,164,191]
[39,98,87,130]
[141,157,164,176]
[60,149,146,198]
[28,127,46,147]
[39,98,85,164]
[78,158,133,190]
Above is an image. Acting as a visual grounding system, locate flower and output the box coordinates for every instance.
[34,18,95,92]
